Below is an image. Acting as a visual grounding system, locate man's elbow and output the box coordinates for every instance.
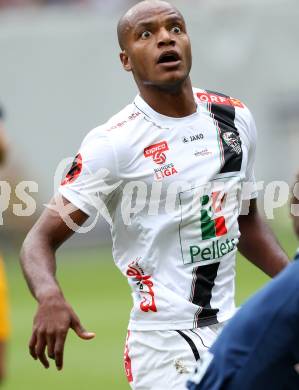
[19,229,44,267]
[292,218,299,240]
[0,148,5,165]
[19,232,34,269]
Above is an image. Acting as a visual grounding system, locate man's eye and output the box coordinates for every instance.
[141,31,152,39]
[171,26,181,34]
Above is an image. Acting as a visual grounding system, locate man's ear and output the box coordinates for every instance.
[120,51,132,72]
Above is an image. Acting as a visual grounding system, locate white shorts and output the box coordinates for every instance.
[124,323,224,390]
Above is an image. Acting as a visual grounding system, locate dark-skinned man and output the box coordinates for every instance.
[20,1,289,389]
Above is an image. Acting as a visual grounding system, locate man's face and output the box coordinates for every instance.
[120,2,192,90]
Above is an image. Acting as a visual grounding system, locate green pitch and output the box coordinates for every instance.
[3,217,298,389]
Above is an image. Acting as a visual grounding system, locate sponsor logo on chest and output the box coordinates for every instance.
[194,148,212,157]
[196,92,245,108]
[144,140,178,181]
[182,133,204,143]
[144,140,169,165]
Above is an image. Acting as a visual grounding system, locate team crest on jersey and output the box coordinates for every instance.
[61,153,82,185]
[222,132,242,155]
[144,140,178,180]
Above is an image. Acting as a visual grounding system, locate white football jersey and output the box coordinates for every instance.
[59,88,257,330]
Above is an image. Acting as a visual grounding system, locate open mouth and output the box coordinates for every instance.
[157,51,181,64]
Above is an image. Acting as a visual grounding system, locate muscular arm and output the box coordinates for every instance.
[238,199,289,277]
[20,195,95,370]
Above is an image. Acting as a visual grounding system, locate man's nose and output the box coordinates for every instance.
[157,28,175,47]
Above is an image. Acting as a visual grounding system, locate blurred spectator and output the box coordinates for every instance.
[0,105,7,165]
[0,0,138,10]
[0,103,10,384]
[0,0,37,7]
[0,0,137,10]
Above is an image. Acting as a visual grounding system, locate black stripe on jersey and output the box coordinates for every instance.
[190,329,210,349]
[206,90,243,174]
[190,263,220,328]
[175,330,200,361]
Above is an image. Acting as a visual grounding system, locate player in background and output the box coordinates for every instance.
[0,106,7,164]
[0,104,10,383]
[291,171,299,253]
[186,178,299,390]
[20,1,289,389]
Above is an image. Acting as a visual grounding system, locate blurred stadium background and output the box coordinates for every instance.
[0,0,299,388]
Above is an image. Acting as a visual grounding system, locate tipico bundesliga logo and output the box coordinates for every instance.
[144,140,178,181]
[144,140,169,165]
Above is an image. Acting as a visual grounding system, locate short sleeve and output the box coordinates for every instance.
[245,111,257,182]
[239,107,258,201]
[58,128,121,218]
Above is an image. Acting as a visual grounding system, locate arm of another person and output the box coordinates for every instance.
[20,195,96,371]
[238,198,289,277]
[0,122,7,164]
[291,173,299,238]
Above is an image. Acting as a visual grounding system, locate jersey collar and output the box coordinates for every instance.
[134,91,201,127]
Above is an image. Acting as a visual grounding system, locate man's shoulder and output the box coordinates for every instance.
[194,87,254,135]
[95,102,142,134]
[81,102,143,147]
[193,87,247,111]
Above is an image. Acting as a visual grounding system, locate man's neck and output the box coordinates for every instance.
[138,78,196,118]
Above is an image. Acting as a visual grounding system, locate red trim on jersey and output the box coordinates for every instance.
[61,153,83,186]
[124,331,133,383]
[197,92,245,108]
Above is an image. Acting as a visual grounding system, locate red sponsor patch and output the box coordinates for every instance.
[144,141,169,165]
[196,92,245,108]
[124,331,133,383]
[126,262,157,313]
[61,153,82,186]
[211,192,228,237]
